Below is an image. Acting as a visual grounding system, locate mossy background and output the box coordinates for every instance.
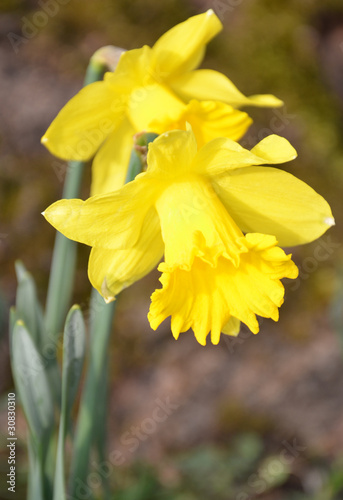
[1,0,343,498]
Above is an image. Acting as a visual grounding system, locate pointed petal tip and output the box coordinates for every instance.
[147,311,160,331]
[104,295,116,304]
[172,329,180,340]
[206,8,215,16]
[41,211,45,217]
[274,98,284,107]
[197,338,207,346]
[194,331,207,346]
[41,136,48,144]
[324,216,335,227]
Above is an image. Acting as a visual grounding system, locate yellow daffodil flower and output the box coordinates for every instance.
[41,10,282,196]
[43,129,334,345]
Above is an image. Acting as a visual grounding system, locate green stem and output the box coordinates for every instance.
[53,418,67,500]
[68,289,115,499]
[68,132,159,499]
[44,55,114,342]
[27,436,44,500]
[43,161,85,408]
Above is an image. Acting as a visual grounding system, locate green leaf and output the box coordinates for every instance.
[93,349,111,499]
[44,220,79,340]
[54,306,86,500]
[126,149,143,183]
[69,290,115,500]
[14,262,61,406]
[11,320,55,446]
[15,261,44,349]
[27,435,45,500]
[62,306,86,421]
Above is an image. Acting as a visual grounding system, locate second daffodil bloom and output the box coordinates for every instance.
[41,10,283,196]
[43,129,334,346]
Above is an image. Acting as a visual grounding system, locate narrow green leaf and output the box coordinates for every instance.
[69,291,115,500]
[126,149,143,183]
[44,223,79,340]
[27,435,45,500]
[93,350,111,499]
[53,306,86,500]
[15,261,44,349]
[53,432,67,500]
[62,306,86,422]
[14,262,62,406]
[11,320,55,446]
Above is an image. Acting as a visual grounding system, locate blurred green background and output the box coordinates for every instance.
[1,0,343,498]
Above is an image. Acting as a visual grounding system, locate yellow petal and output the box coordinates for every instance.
[148,234,297,345]
[41,81,121,161]
[147,129,197,180]
[242,94,284,108]
[222,317,241,337]
[212,166,334,246]
[150,100,252,147]
[250,134,297,164]
[106,45,152,88]
[194,134,297,177]
[128,82,185,133]
[91,118,135,196]
[170,69,283,108]
[88,207,164,301]
[150,10,222,80]
[43,174,159,249]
